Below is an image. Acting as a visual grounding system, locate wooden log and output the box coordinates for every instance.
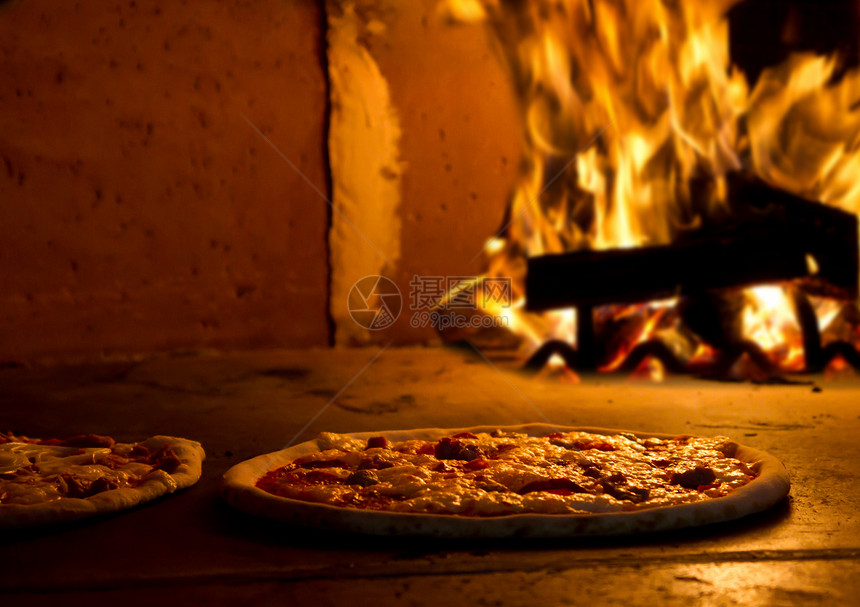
[526,176,858,311]
[725,175,859,300]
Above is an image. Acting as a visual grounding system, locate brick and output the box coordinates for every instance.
[0,0,331,362]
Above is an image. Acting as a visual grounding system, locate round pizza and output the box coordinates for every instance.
[221,424,790,537]
[0,432,205,529]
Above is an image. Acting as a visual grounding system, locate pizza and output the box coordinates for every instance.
[0,432,205,529]
[222,424,790,537]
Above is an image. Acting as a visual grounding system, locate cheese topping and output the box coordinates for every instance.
[257,430,756,516]
[0,435,183,506]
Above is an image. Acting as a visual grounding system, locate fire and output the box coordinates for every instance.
[746,54,860,211]
[599,299,676,373]
[742,286,805,371]
[443,0,860,377]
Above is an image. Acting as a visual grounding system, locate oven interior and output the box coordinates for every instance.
[1,0,860,604]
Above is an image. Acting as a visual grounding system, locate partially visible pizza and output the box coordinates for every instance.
[0,432,205,529]
[222,424,790,537]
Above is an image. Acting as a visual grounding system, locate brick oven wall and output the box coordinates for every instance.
[0,0,331,362]
[0,0,522,362]
[325,0,522,345]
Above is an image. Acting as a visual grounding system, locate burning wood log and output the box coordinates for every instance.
[523,176,859,374]
[526,177,858,312]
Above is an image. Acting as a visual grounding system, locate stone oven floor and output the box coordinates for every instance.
[1,347,859,605]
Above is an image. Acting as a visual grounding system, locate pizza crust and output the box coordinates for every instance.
[0,435,205,530]
[221,424,790,538]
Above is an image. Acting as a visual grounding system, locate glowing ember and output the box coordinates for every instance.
[443,0,860,376]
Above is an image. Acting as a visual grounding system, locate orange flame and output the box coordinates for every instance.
[445,0,860,374]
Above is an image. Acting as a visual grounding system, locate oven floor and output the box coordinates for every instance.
[1,347,858,605]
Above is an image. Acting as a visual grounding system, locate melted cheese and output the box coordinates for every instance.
[258,430,756,516]
[0,442,154,505]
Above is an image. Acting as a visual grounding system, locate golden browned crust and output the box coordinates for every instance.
[221,424,790,538]
[0,435,205,530]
